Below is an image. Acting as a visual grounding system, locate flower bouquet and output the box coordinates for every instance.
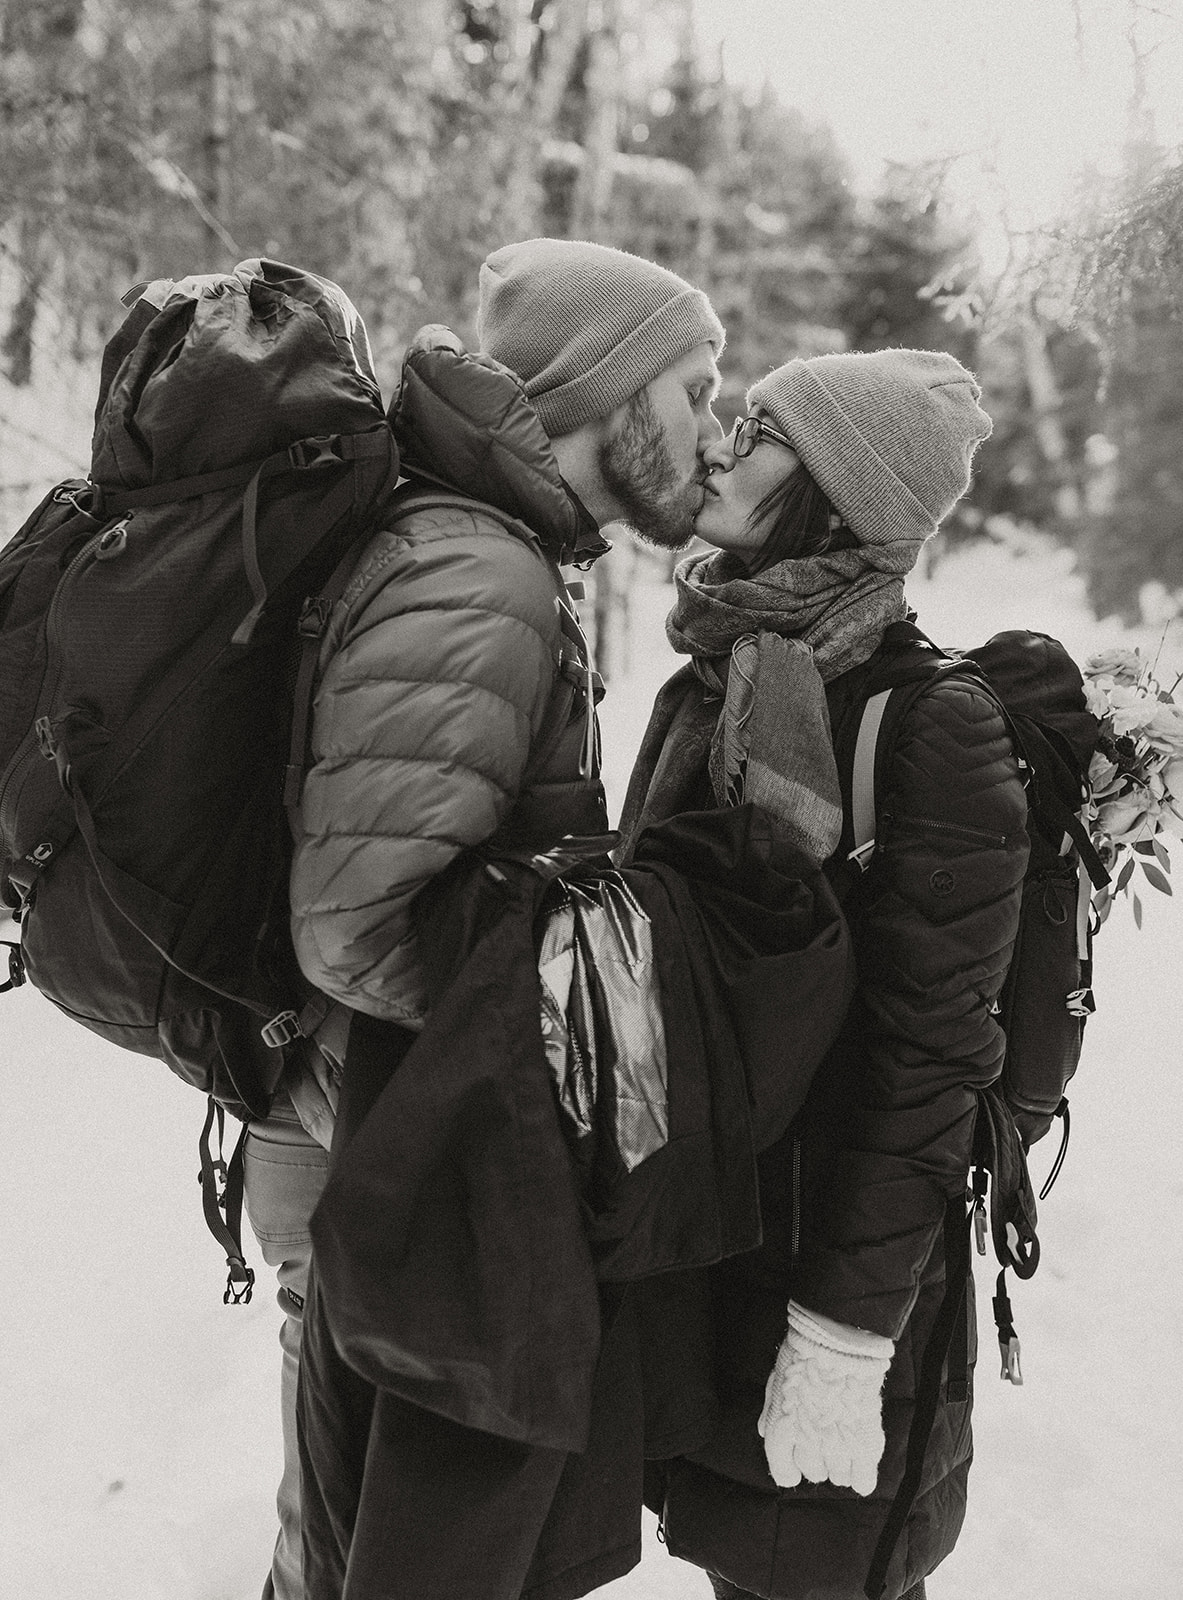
[1083,644,1183,927]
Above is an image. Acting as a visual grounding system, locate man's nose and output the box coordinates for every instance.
[698,405,725,453]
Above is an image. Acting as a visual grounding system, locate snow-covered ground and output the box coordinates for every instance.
[3,535,1182,1599]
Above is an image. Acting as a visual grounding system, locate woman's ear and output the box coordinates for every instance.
[827,522,859,551]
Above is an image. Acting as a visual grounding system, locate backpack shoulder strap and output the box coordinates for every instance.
[393,480,601,785]
[847,688,894,871]
[838,630,964,877]
[284,482,596,813]
[282,481,539,813]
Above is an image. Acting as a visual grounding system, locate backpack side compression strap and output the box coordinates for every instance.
[101,459,265,514]
[863,1196,972,1600]
[198,1098,255,1304]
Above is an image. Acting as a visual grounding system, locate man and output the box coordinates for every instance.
[241,237,724,1600]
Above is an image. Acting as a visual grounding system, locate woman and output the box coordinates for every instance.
[620,349,1030,1600]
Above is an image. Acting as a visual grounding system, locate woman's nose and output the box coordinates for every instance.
[702,433,736,473]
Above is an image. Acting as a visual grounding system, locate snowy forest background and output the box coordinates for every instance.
[7,0,1183,653]
[3,1,1183,1598]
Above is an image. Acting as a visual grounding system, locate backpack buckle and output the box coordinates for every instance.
[52,482,102,521]
[289,435,343,470]
[297,597,333,639]
[260,1009,304,1049]
[847,838,877,872]
[224,1259,256,1306]
[1065,986,1096,1017]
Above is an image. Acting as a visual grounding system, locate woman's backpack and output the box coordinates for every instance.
[0,262,401,1294]
[835,621,1106,1156]
[837,622,1107,1598]
[831,621,1110,1381]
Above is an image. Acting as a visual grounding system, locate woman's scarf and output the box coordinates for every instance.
[666,545,909,679]
[621,546,908,866]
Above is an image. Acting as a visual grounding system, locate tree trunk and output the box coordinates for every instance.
[570,1,620,239]
[202,0,232,264]
[694,47,735,292]
[500,0,589,236]
[1018,311,1082,522]
[2,218,48,387]
[572,1,625,679]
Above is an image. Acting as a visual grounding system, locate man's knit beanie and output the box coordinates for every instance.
[747,349,992,549]
[477,237,724,437]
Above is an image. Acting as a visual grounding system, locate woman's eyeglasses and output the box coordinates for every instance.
[730,414,795,458]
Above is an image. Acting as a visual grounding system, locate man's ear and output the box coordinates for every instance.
[549,415,616,524]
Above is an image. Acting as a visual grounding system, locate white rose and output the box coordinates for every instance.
[1163,756,1183,801]
[1084,680,1113,719]
[1085,647,1142,685]
[1096,794,1151,845]
[1159,759,1183,837]
[1088,750,1121,795]
[1145,701,1183,757]
[1107,685,1159,736]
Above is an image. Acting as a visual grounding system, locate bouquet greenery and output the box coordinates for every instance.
[1083,644,1183,926]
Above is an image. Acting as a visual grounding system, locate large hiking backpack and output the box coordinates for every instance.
[0,261,401,1293]
[842,623,1107,1598]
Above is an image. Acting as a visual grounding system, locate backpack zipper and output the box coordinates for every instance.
[0,521,123,840]
[33,517,128,751]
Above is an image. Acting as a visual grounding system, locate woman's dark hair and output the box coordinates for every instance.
[745,459,856,575]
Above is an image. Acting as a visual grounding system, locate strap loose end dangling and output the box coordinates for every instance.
[993,1270,1023,1384]
[223,1256,256,1306]
[1,940,26,992]
[1038,1099,1071,1201]
[198,1098,254,1305]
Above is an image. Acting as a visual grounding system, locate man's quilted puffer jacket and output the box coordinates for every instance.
[289,325,609,1025]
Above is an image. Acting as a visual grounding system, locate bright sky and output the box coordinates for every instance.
[690,0,1183,230]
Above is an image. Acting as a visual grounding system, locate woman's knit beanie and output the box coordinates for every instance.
[747,349,992,549]
[477,237,724,437]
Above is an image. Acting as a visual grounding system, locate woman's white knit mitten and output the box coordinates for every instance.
[757,1300,894,1496]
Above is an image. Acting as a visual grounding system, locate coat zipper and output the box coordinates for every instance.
[790,1135,802,1265]
[889,811,1010,848]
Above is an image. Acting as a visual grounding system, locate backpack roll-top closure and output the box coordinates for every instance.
[92,263,384,493]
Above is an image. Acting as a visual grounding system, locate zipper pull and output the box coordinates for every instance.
[580,657,599,778]
[973,1198,988,1256]
[35,716,58,760]
[972,1166,989,1256]
[95,516,131,560]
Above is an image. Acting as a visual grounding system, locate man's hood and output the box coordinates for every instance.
[388,325,610,569]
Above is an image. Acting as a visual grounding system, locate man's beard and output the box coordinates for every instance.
[598,389,702,549]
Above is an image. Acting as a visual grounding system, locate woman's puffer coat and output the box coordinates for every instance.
[656,658,1030,1600]
[289,326,608,1026]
